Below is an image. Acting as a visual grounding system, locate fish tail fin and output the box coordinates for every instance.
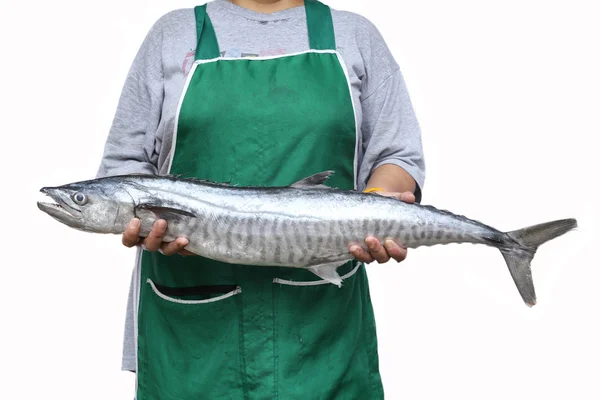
[500,218,577,307]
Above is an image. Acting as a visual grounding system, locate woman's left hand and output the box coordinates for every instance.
[349,191,416,264]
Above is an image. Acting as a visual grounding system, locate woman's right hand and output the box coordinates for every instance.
[122,218,194,256]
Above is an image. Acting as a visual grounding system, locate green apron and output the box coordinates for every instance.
[134,2,384,398]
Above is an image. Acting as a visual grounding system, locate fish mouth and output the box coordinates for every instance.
[37,187,83,224]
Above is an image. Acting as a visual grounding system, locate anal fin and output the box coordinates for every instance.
[307,261,347,287]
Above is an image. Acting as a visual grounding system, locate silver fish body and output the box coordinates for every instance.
[38,171,577,306]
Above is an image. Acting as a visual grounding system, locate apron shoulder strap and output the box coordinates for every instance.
[304,0,336,50]
[195,1,335,58]
[194,4,221,60]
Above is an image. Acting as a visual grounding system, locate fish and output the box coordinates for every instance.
[37,171,576,306]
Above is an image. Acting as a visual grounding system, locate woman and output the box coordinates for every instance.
[97,0,425,398]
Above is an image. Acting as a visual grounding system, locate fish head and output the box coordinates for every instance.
[38,179,135,233]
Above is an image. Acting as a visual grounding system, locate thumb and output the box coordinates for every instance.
[397,191,416,203]
[377,191,416,204]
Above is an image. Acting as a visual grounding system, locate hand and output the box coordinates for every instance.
[349,190,416,264]
[122,218,195,256]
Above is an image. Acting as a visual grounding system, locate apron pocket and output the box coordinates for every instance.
[146,278,241,303]
[137,279,245,400]
[273,263,382,399]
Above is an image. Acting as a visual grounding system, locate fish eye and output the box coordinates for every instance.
[72,192,88,205]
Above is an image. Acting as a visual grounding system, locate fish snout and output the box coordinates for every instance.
[39,186,63,200]
[37,186,81,218]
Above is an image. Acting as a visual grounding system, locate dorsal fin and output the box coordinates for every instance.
[167,175,232,186]
[291,171,335,189]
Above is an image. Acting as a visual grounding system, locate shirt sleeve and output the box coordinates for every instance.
[353,16,426,201]
[358,69,425,201]
[96,19,165,178]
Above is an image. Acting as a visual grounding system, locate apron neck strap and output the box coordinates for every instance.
[194,1,336,60]
[194,4,221,60]
[305,0,336,50]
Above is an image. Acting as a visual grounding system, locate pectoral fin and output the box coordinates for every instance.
[307,261,347,287]
[135,204,197,221]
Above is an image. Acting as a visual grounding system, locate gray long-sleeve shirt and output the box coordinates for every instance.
[96,0,425,372]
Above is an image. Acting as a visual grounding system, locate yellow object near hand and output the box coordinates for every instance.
[363,187,384,193]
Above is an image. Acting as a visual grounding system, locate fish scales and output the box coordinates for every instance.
[38,172,577,306]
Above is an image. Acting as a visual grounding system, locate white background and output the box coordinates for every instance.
[1,0,598,399]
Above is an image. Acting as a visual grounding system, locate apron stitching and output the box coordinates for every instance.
[272,285,279,400]
[238,293,250,400]
[142,285,149,399]
[167,60,200,174]
[362,268,385,399]
[332,51,360,190]
[133,248,142,382]
[193,49,338,65]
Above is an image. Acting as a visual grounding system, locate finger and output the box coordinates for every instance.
[387,192,415,203]
[365,236,390,264]
[143,220,167,252]
[179,249,197,256]
[350,245,374,263]
[384,239,408,263]
[399,192,416,204]
[160,237,189,256]
[122,219,141,247]
[374,191,415,204]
